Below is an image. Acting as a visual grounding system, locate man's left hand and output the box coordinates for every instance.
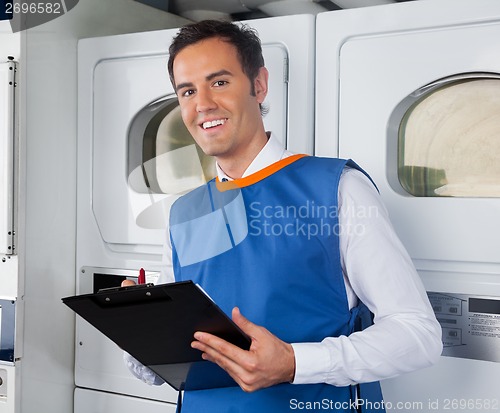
[191,307,296,393]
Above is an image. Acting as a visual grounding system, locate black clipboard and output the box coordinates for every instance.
[62,280,251,391]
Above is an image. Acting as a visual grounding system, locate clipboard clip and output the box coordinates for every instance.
[97,283,155,293]
[93,283,170,307]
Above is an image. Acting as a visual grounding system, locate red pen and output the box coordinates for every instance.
[138,267,146,284]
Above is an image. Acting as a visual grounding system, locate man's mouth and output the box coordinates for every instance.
[202,118,227,130]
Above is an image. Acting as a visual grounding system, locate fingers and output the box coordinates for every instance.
[232,307,259,338]
[192,331,253,389]
[192,308,259,387]
[192,331,250,367]
[192,307,258,366]
[191,308,296,392]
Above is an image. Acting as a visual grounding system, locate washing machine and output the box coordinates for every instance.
[316,0,500,411]
[76,14,315,412]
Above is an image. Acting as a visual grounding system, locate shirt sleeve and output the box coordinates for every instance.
[291,167,442,386]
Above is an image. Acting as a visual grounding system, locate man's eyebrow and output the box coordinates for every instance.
[175,70,233,93]
[206,69,233,81]
[175,81,194,93]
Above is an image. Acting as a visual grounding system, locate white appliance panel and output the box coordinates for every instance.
[92,55,172,247]
[316,0,500,265]
[0,61,15,256]
[337,25,500,264]
[74,267,177,403]
[78,27,181,275]
[75,388,177,413]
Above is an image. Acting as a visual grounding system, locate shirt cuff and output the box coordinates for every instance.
[290,342,333,385]
[123,351,165,386]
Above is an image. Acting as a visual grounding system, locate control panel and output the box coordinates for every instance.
[428,292,500,362]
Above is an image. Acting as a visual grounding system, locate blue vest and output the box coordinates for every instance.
[169,155,385,413]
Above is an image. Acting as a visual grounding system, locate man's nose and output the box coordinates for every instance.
[196,88,217,112]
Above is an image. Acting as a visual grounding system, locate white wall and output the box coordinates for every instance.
[17,2,188,412]
[0,21,20,58]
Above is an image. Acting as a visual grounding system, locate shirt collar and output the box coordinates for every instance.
[216,133,292,181]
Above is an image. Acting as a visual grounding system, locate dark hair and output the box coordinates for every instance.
[167,20,265,96]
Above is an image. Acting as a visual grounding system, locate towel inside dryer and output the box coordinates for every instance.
[128,96,216,195]
[127,96,216,229]
[395,73,500,197]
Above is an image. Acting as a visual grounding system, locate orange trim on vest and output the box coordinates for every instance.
[215,154,309,191]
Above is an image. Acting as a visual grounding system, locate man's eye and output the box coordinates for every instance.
[213,80,227,87]
[182,89,195,97]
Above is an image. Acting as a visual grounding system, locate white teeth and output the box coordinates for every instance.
[202,119,226,129]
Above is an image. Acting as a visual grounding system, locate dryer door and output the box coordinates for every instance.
[316,0,500,265]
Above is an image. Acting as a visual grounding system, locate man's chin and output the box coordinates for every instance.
[197,143,225,158]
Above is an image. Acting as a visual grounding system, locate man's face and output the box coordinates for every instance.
[173,37,268,164]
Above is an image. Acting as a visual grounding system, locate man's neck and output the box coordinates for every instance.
[216,132,270,179]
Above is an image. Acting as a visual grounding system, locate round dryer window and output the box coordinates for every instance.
[128,95,216,195]
[392,72,500,197]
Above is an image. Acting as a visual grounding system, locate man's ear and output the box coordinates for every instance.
[254,66,269,104]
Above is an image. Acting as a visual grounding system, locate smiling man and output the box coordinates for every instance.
[171,33,269,179]
[126,19,442,413]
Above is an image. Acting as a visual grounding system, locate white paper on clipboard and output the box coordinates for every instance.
[0,60,15,255]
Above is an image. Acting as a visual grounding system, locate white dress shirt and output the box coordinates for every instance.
[150,133,442,387]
